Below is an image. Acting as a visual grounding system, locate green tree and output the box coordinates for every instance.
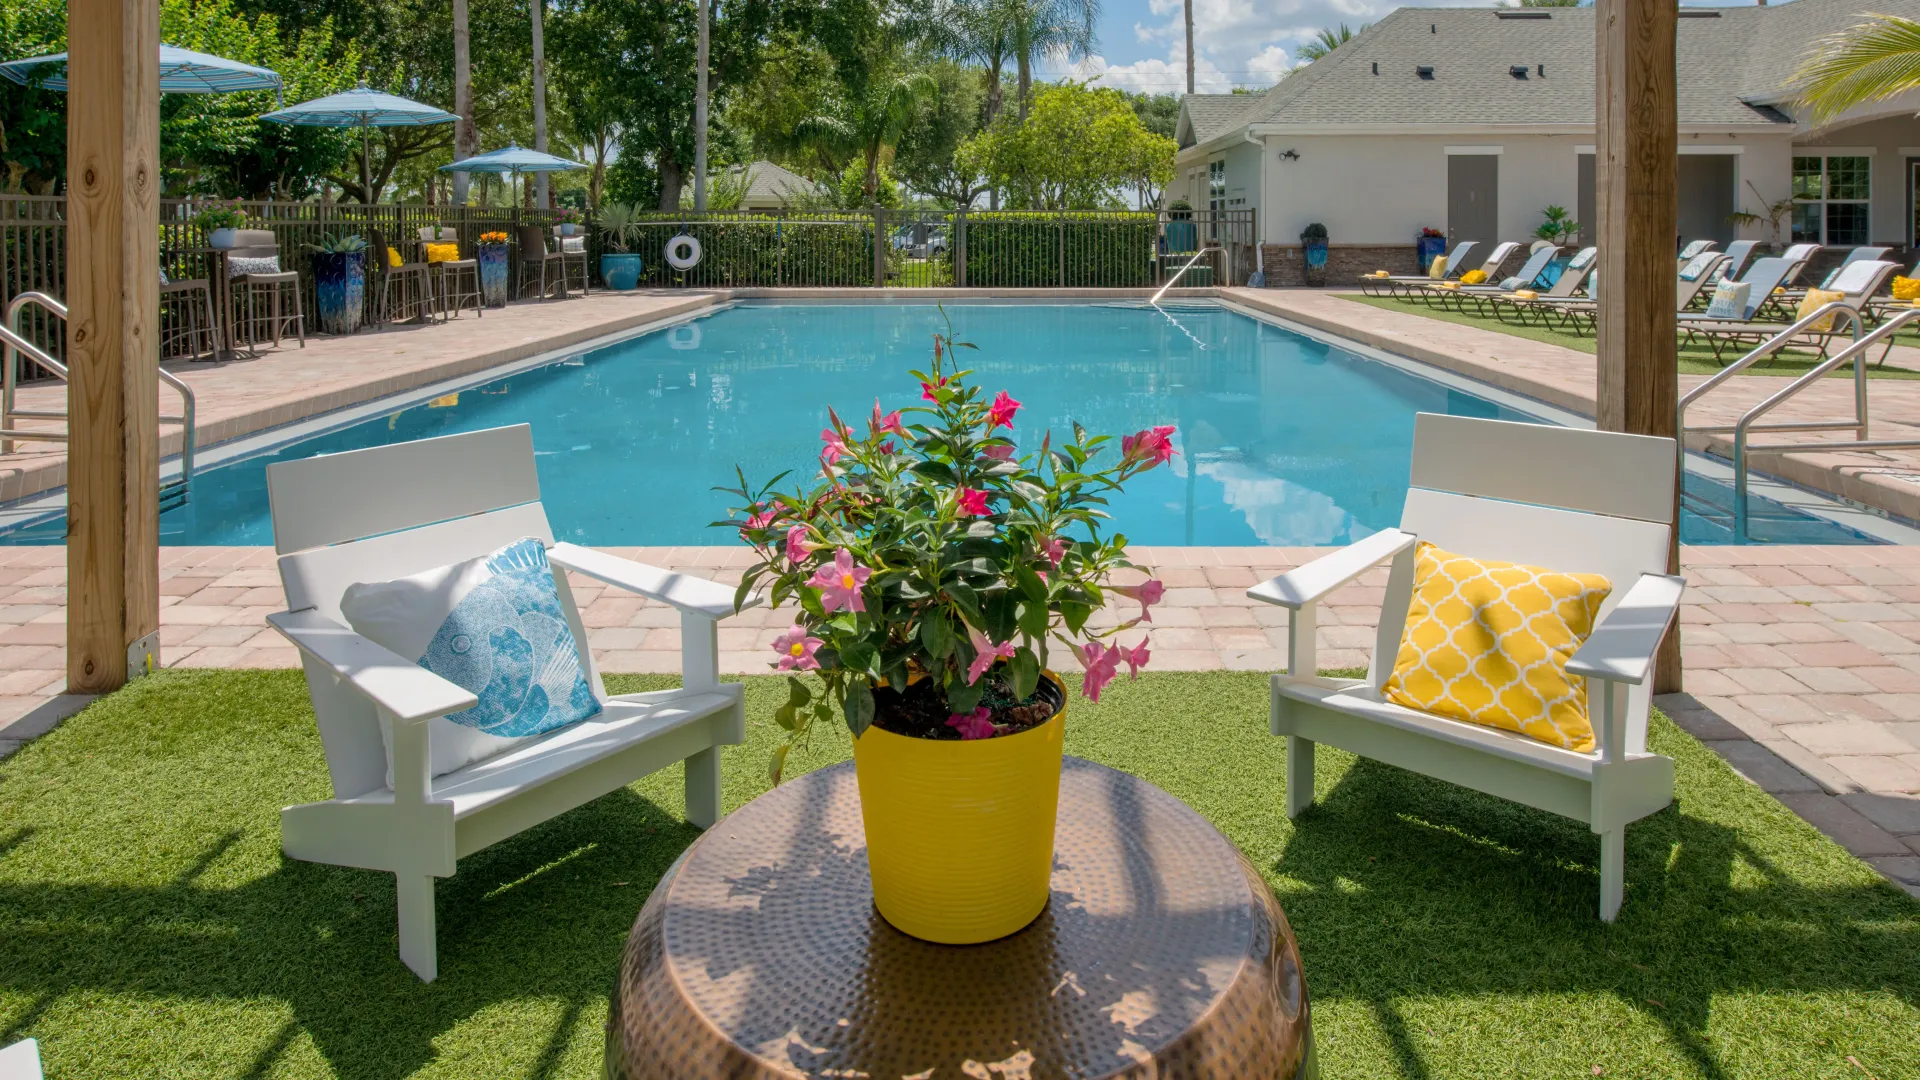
[1792,13,1920,125]
[957,81,1171,209]
[1126,91,1178,141]
[797,55,936,205]
[918,0,1014,125]
[724,31,846,176]
[0,0,66,193]
[1296,23,1363,63]
[1004,0,1097,120]
[891,59,987,207]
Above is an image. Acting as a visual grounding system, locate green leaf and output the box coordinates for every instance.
[985,590,1019,642]
[1018,597,1050,640]
[1009,647,1040,701]
[844,679,875,738]
[1060,601,1092,635]
[965,520,998,539]
[945,676,984,714]
[945,581,985,626]
[920,613,956,659]
[840,639,879,677]
[1013,562,1048,604]
[768,743,792,786]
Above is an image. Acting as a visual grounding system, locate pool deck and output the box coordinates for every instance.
[0,287,1915,898]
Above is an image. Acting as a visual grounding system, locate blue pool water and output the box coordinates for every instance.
[0,301,1881,546]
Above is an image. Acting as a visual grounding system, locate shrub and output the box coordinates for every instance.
[960,212,1157,288]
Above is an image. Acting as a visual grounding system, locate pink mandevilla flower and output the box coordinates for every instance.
[967,627,1019,685]
[946,706,995,740]
[957,487,991,517]
[1121,425,1178,469]
[1113,578,1165,621]
[981,443,1015,462]
[771,625,823,671]
[987,390,1022,431]
[1040,536,1067,567]
[808,548,872,613]
[784,525,814,563]
[920,375,949,402]
[820,427,849,466]
[743,507,778,530]
[1077,641,1122,704]
[870,400,907,438]
[1121,638,1151,678]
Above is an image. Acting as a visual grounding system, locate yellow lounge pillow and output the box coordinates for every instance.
[1893,276,1920,301]
[1460,269,1488,285]
[1427,255,1448,280]
[387,246,403,268]
[1795,288,1846,332]
[1383,541,1612,752]
[424,242,460,264]
[1510,289,1538,300]
[1437,280,1461,290]
[1367,270,1390,278]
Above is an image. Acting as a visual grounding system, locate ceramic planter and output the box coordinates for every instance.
[600,252,642,290]
[310,250,365,335]
[1416,234,1447,271]
[852,673,1066,944]
[477,244,510,306]
[558,223,578,236]
[209,228,238,250]
[1302,240,1329,287]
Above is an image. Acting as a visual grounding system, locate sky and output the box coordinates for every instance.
[1071,0,1773,97]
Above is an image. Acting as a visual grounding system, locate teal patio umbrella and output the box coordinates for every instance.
[261,85,457,204]
[0,44,284,101]
[440,144,586,207]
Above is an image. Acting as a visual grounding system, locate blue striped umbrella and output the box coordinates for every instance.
[262,86,458,203]
[0,44,284,102]
[440,144,586,205]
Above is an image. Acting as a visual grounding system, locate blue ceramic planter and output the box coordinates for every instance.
[478,245,510,306]
[601,252,642,291]
[311,251,365,335]
[1416,235,1447,270]
[1302,239,1329,286]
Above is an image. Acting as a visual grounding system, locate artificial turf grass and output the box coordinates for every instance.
[1338,293,1920,380]
[0,670,1912,1079]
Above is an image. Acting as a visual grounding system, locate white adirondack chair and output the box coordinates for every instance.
[1248,414,1685,920]
[265,424,753,981]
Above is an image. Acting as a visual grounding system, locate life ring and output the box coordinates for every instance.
[665,233,702,271]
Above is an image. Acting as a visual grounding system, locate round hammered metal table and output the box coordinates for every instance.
[606,757,1315,1079]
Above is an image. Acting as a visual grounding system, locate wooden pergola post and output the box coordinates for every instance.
[1594,0,1681,693]
[65,0,160,693]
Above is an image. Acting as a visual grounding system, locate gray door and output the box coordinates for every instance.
[1448,153,1499,243]
[1677,155,1736,248]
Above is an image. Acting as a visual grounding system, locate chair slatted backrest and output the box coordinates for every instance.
[1379,415,1676,753]
[230,228,280,261]
[1477,241,1521,277]
[1440,241,1477,280]
[1778,243,1821,286]
[267,425,606,798]
[1504,245,1558,287]
[1728,257,1794,319]
[1545,248,1597,297]
[1716,239,1760,282]
[1826,259,1899,304]
[1678,239,1717,260]
[517,224,552,258]
[1676,253,1730,308]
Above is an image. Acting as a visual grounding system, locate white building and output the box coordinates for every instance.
[1175,0,1920,283]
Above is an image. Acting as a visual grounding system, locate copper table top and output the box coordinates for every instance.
[607,757,1314,1079]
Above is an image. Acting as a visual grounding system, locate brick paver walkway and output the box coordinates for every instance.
[0,543,1913,896]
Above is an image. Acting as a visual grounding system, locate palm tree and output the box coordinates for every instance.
[1006,0,1099,121]
[798,68,938,204]
[1793,12,1920,125]
[1296,23,1363,64]
[452,0,475,204]
[922,0,1015,126]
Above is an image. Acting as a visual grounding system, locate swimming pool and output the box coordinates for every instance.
[0,301,1885,546]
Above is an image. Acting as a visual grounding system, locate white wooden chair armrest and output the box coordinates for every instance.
[267,609,477,722]
[547,542,759,618]
[1567,573,1686,686]
[1246,529,1418,609]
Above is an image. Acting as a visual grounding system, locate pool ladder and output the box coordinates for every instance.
[1679,301,1920,540]
[2,291,197,510]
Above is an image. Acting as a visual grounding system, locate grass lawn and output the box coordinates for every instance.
[1339,293,1920,380]
[2,668,1917,1078]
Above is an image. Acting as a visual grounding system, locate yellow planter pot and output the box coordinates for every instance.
[852,679,1066,944]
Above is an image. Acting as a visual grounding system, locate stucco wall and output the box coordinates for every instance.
[1797,113,1920,247]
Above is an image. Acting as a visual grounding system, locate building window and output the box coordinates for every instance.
[1208,160,1225,209]
[1792,155,1870,245]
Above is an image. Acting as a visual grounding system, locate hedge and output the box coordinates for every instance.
[958,212,1158,288]
[626,215,874,288]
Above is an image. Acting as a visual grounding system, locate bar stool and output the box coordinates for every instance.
[418,226,483,320]
[553,225,591,295]
[158,263,220,361]
[227,229,304,351]
[516,224,569,300]
[370,228,433,326]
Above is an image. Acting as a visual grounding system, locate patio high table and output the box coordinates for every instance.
[606,757,1315,1079]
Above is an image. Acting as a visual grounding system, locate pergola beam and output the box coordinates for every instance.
[1594,0,1681,693]
[65,0,161,692]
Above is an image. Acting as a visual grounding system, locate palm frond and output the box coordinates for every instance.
[1793,12,1920,125]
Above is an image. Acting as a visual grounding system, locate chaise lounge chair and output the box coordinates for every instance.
[1680,258,1898,362]
[1549,251,1728,335]
[1420,245,1560,316]
[1489,247,1598,327]
[1359,240,1480,297]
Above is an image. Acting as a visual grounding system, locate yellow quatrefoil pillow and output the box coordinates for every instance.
[1460,269,1488,285]
[1894,275,1920,302]
[1383,542,1612,752]
[424,242,461,264]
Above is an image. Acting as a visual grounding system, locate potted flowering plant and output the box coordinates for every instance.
[194,199,252,248]
[553,207,581,235]
[476,230,511,305]
[718,318,1173,944]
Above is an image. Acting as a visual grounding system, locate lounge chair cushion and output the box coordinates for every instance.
[1705,281,1750,321]
[1895,276,1920,302]
[341,537,602,785]
[1460,269,1487,285]
[1382,541,1612,753]
[1679,252,1718,281]
[1795,289,1846,332]
[1428,256,1447,279]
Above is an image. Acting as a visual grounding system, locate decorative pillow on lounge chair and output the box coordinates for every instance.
[341,537,602,786]
[388,246,404,268]
[1679,252,1717,282]
[424,242,461,264]
[1427,256,1447,280]
[1382,541,1612,753]
[227,256,280,279]
[1894,276,1920,302]
[1705,281,1750,321]
[1795,288,1846,332]
[1498,275,1524,291]
[1460,269,1487,285]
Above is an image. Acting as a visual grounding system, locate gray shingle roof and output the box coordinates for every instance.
[1182,0,1919,139]
[1181,94,1258,145]
[683,160,823,206]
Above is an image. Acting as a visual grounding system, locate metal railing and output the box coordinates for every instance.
[1678,301,1920,538]
[2,292,197,504]
[1151,246,1219,305]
